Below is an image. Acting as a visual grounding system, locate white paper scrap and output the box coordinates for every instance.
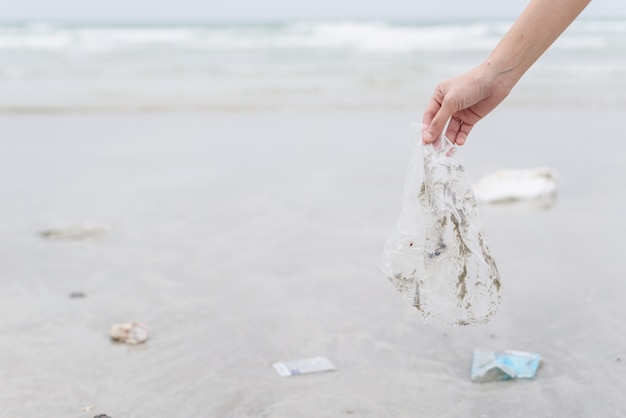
[272,357,336,377]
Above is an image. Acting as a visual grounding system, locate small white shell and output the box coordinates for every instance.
[109,322,149,344]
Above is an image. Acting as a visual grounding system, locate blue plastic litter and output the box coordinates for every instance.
[470,349,542,382]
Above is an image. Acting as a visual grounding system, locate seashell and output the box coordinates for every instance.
[109,322,149,345]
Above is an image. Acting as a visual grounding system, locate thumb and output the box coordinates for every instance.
[424,100,455,143]
[422,111,452,144]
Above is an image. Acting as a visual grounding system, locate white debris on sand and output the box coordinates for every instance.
[39,222,112,240]
[109,322,149,345]
[272,357,336,377]
[473,168,559,204]
[381,127,501,326]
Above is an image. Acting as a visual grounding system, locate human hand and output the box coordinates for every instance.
[421,63,512,146]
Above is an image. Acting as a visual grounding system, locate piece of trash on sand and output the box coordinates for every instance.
[273,357,336,377]
[109,322,149,345]
[381,124,501,326]
[473,168,558,205]
[470,348,542,382]
[39,222,111,240]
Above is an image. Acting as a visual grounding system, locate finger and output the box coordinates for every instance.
[455,122,474,146]
[422,85,451,143]
[425,96,456,144]
[445,116,463,144]
[421,100,442,143]
[422,96,440,130]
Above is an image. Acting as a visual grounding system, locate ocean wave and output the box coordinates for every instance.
[0,20,624,53]
[0,19,624,111]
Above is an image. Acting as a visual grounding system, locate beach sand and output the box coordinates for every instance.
[1,107,626,417]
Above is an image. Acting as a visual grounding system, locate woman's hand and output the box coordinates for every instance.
[421,63,512,146]
[421,0,590,146]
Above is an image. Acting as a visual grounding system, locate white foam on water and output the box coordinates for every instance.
[0,19,624,111]
[2,20,623,53]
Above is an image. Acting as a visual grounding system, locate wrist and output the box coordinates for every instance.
[480,57,521,92]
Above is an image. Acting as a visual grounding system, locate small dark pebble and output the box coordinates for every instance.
[94,415,111,418]
[70,292,86,298]
[617,357,621,362]
[490,334,496,339]
[442,333,448,338]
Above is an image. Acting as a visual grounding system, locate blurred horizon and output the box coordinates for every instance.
[1,18,624,113]
[0,0,624,22]
[0,16,624,24]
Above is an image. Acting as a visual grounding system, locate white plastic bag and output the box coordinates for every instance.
[381,124,501,326]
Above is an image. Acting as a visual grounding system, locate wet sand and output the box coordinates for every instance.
[1,108,626,417]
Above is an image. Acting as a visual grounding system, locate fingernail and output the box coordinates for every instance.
[423,131,433,142]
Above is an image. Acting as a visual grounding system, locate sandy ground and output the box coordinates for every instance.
[1,108,626,417]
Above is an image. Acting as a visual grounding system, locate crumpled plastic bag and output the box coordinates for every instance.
[470,349,542,382]
[381,124,501,326]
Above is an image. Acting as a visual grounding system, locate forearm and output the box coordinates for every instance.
[421,0,591,145]
[485,0,591,89]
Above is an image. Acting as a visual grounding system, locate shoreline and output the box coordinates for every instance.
[1,107,625,417]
